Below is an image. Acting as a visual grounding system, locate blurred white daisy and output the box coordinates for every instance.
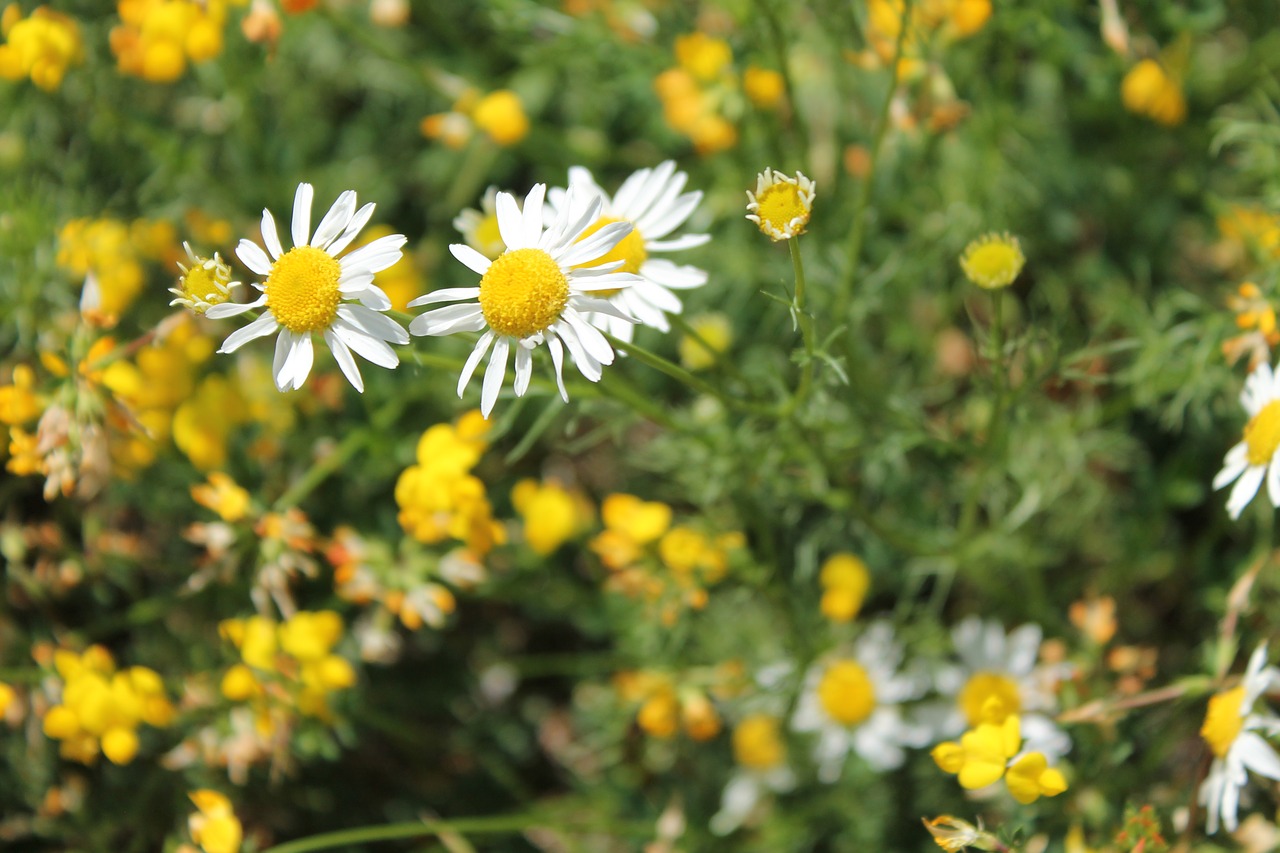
[408,184,641,418]
[548,160,709,343]
[1200,643,1280,834]
[453,186,508,260]
[1214,359,1280,520]
[710,714,795,836]
[792,621,931,782]
[933,616,1071,762]
[206,182,409,393]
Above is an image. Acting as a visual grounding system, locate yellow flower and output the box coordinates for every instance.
[512,479,586,555]
[188,790,243,853]
[191,472,251,522]
[746,168,816,241]
[1005,751,1068,803]
[681,691,721,741]
[0,364,41,425]
[110,0,229,83]
[677,313,733,371]
[818,553,870,622]
[600,493,672,545]
[743,66,785,109]
[733,714,786,769]
[1121,59,1186,127]
[0,682,13,716]
[637,685,679,738]
[960,232,1025,289]
[471,90,528,146]
[279,610,343,662]
[674,32,732,82]
[0,5,83,91]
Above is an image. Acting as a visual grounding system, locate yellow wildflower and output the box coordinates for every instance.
[1121,59,1186,127]
[191,472,252,522]
[512,478,587,555]
[471,89,528,146]
[188,790,243,853]
[746,168,816,241]
[818,553,871,622]
[1005,751,1068,803]
[743,66,785,109]
[0,5,83,91]
[733,714,786,769]
[110,0,230,83]
[674,32,732,82]
[0,364,41,425]
[960,232,1025,289]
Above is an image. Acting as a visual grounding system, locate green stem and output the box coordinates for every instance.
[834,0,914,321]
[779,235,816,416]
[956,289,1008,539]
[261,814,542,853]
[603,332,763,413]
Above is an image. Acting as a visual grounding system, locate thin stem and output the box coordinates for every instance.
[779,235,816,416]
[261,815,541,853]
[603,332,767,414]
[956,289,1008,539]
[834,0,914,320]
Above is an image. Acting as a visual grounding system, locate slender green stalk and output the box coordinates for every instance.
[956,289,1008,538]
[272,397,404,511]
[603,332,765,413]
[779,235,816,416]
[834,0,914,320]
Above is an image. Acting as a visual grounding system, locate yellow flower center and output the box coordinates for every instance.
[1245,400,1280,466]
[265,246,342,334]
[958,672,1021,726]
[817,660,877,725]
[960,234,1025,289]
[733,714,785,769]
[179,265,230,309]
[754,183,810,236]
[475,213,503,253]
[574,216,647,297]
[1201,685,1246,759]
[479,248,570,339]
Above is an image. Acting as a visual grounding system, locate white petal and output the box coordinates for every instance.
[546,195,603,255]
[218,313,279,353]
[555,221,633,268]
[205,296,267,320]
[522,183,546,248]
[1228,465,1266,519]
[332,320,398,368]
[1214,443,1250,490]
[563,311,615,364]
[328,202,376,256]
[611,165,653,214]
[513,344,533,396]
[547,336,569,402]
[261,209,284,260]
[340,234,407,276]
[449,243,493,276]
[237,239,274,277]
[1006,624,1043,676]
[313,190,357,248]
[357,286,392,311]
[637,191,700,240]
[1268,461,1280,508]
[642,258,707,289]
[408,304,486,337]
[632,279,683,313]
[287,333,314,390]
[1238,731,1280,779]
[292,182,314,248]
[481,336,510,417]
[407,286,482,308]
[273,329,294,390]
[457,331,495,397]
[624,160,677,223]
[324,329,364,393]
[338,304,409,344]
[645,233,711,252]
[553,323,602,382]
[496,191,525,251]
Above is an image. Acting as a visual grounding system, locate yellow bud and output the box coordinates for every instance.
[101,726,140,764]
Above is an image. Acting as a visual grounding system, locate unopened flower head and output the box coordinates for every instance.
[746,168,815,241]
[549,161,711,343]
[960,232,1024,290]
[923,815,998,852]
[408,183,642,418]
[1214,359,1280,519]
[171,242,237,315]
[205,182,409,393]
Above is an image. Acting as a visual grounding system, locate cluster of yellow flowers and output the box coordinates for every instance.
[41,646,176,765]
[818,553,870,623]
[57,217,178,321]
[511,478,593,555]
[855,0,990,75]
[183,790,243,853]
[654,31,783,155]
[421,88,530,148]
[931,696,1067,804]
[614,663,743,741]
[0,4,83,90]
[219,610,357,725]
[395,411,505,558]
[111,0,242,83]
[1120,58,1186,127]
[590,493,744,625]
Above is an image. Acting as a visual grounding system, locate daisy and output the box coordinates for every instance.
[408,184,641,418]
[932,616,1071,762]
[206,183,409,393]
[1214,359,1280,519]
[745,168,815,242]
[453,186,508,261]
[710,714,796,836]
[791,621,931,782]
[547,161,710,343]
[1199,643,1280,834]
[170,242,238,315]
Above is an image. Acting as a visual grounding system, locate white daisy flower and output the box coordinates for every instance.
[408,183,641,418]
[170,242,239,315]
[453,186,508,260]
[710,714,796,836]
[1200,643,1280,834]
[1214,360,1280,519]
[547,160,710,343]
[745,167,815,242]
[932,616,1071,761]
[792,621,931,782]
[206,182,409,393]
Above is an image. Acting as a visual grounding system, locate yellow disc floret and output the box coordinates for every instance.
[1244,401,1280,466]
[958,672,1021,726]
[577,216,648,277]
[960,233,1025,289]
[746,168,815,241]
[817,660,877,726]
[1201,685,1246,759]
[265,246,342,334]
[478,248,569,339]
